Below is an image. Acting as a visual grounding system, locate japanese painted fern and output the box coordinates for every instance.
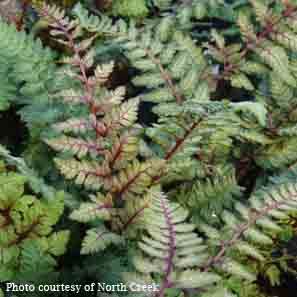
[40,4,164,254]
[128,181,297,297]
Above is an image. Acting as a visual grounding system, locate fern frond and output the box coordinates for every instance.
[201,180,297,281]
[127,188,221,296]
[121,30,212,107]
[0,18,68,132]
[207,0,297,92]
[38,4,169,253]
[72,4,213,110]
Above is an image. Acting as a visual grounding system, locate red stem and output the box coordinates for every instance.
[41,6,105,139]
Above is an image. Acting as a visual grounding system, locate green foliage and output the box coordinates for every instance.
[0,62,17,111]
[2,1,297,297]
[0,144,59,200]
[111,0,149,19]
[176,167,243,223]
[0,164,69,283]
[0,18,64,132]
